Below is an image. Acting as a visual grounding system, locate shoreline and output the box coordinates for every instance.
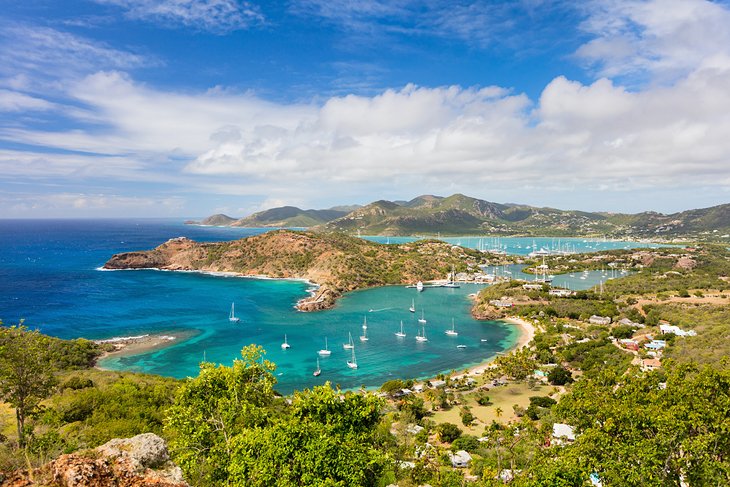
[447,316,536,380]
[94,330,198,368]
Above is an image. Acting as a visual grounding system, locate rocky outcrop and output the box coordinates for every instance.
[1,434,187,487]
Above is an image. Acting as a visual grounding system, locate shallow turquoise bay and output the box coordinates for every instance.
[0,219,660,394]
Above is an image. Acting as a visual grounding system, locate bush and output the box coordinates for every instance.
[452,434,480,452]
[61,376,94,390]
[460,406,475,426]
[436,422,462,443]
[548,366,574,386]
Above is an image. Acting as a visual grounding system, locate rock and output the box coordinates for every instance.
[96,433,169,471]
[1,434,188,487]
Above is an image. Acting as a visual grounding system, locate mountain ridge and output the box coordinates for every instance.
[190,195,730,239]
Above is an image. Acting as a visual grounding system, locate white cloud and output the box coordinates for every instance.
[95,0,264,33]
[576,0,730,83]
[0,89,55,112]
[0,23,149,84]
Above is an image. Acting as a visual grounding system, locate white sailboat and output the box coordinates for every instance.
[281,334,291,349]
[418,310,427,324]
[395,320,406,338]
[347,346,358,369]
[409,299,416,313]
[318,338,331,356]
[343,332,354,350]
[445,318,458,336]
[416,326,428,342]
[313,357,321,377]
[228,302,240,323]
[360,317,369,342]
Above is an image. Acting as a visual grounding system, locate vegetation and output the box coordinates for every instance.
[203,193,730,240]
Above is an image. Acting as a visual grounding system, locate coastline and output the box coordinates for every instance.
[452,316,536,378]
[94,330,198,369]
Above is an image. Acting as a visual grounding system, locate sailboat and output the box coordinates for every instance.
[418,310,427,324]
[360,317,369,342]
[281,334,291,349]
[445,318,458,336]
[228,302,240,323]
[343,332,354,350]
[318,338,331,356]
[347,346,358,369]
[409,299,416,313]
[313,357,321,377]
[395,320,406,338]
[415,326,428,342]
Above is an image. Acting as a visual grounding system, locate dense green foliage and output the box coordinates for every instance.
[166,345,390,486]
[520,364,730,486]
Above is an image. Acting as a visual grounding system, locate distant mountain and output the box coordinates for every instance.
[192,196,730,239]
[197,214,237,226]
[231,206,350,228]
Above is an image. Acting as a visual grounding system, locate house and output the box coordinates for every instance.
[618,317,640,327]
[405,424,424,435]
[549,288,575,297]
[522,284,543,290]
[429,379,446,388]
[645,340,667,351]
[412,384,424,393]
[589,315,612,325]
[449,450,473,468]
[619,339,639,351]
[659,322,697,337]
[552,423,576,444]
[641,358,662,371]
[490,299,514,308]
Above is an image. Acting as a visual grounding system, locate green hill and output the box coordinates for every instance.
[194,195,730,239]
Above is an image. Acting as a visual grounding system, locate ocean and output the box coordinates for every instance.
[0,219,655,394]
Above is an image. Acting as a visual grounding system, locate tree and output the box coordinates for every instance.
[495,406,503,418]
[0,325,57,446]
[166,345,277,485]
[547,366,574,386]
[436,422,462,443]
[227,385,387,486]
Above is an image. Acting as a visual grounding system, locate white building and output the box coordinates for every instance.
[449,450,473,468]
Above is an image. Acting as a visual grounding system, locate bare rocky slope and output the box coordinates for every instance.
[1,433,187,487]
[104,230,487,310]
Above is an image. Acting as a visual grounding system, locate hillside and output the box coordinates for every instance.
[194,194,730,239]
[103,230,487,310]
[230,206,349,228]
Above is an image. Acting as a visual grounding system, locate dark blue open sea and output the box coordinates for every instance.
[0,219,658,394]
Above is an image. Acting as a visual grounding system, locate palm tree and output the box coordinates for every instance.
[495,406,503,418]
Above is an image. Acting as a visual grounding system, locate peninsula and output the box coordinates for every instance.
[103,229,489,311]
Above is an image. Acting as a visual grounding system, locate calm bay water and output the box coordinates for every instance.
[0,219,651,393]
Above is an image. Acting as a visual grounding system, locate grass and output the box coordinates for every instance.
[428,381,552,435]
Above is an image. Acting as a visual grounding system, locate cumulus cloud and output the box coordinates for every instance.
[95,0,264,33]
[576,0,730,83]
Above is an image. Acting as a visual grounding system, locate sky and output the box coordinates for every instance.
[2,0,730,218]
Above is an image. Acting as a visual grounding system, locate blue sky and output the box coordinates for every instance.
[2,0,730,218]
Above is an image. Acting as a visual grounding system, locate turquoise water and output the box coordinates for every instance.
[99,279,513,394]
[363,235,667,255]
[0,219,655,394]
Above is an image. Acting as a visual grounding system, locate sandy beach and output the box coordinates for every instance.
[454,315,537,378]
[94,331,197,367]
